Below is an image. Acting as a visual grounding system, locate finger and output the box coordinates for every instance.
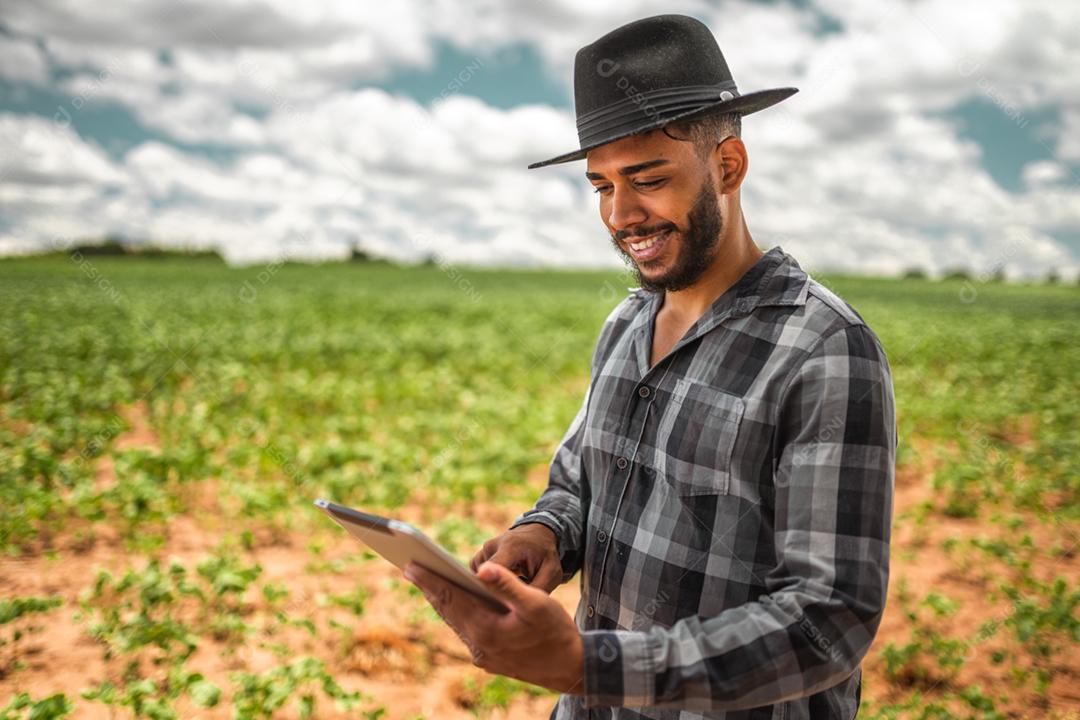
[486,545,530,575]
[470,538,500,572]
[533,561,564,593]
[470,545,493,572]
[405,563,454,610]
[407,562,495,621]
[477,561,542,608]
[486,548,537,585]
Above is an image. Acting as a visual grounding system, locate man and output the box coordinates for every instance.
[405,14,896,719]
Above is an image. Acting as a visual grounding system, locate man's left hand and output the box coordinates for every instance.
[404,560,584,695]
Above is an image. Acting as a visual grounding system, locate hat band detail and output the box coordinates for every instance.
[576,82,738,145]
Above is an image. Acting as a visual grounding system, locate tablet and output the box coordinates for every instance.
[314,498,510,614]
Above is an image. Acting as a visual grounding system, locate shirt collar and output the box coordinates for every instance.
[635,244,808,313]
[727,245,810,313]
[629,246,810,375]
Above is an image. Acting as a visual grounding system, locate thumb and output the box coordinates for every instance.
[477,561,537,606]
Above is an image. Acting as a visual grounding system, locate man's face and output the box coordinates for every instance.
[586,129,724,292]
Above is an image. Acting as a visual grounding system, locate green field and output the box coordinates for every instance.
[1,256,1077,719]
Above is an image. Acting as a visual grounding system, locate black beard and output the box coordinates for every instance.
[609,179,723,293]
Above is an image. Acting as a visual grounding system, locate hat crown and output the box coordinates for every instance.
[573,15,735,118]
[526,13,797,168]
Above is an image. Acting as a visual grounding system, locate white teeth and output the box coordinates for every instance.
[629,233,663,251]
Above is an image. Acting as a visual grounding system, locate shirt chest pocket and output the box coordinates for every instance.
[651,378,745,496]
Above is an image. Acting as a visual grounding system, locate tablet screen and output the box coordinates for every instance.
[314,499,510,614]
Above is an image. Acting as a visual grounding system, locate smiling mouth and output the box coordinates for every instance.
[624,230,670,262]
[629,234,662,251]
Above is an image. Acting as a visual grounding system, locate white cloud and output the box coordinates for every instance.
[0,113,125,188]
[6,0,351,51]
[1057,108,1080,162]
[1022,160,1069,188]
[0,0,1077,281]
[0,85,614,268]
[0,35,50,84]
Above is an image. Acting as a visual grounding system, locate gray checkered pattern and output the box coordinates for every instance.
[512,247,896,719]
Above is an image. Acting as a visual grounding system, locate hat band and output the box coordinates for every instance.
[576,82,738,146]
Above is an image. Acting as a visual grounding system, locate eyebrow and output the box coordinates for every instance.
[585,158,672,181]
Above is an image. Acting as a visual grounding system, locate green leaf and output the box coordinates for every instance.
[188,680,221,708]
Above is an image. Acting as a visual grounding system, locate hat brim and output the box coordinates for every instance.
[527,87,798,169]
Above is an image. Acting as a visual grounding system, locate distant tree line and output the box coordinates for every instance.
[60,240,389,264]
[64,238,223,261]
[902,266,1070,284]
[25,239,1078,283]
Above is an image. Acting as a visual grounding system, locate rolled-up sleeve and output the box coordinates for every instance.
[580,323,896,710]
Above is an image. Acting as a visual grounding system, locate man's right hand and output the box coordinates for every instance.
[470,523,563,594]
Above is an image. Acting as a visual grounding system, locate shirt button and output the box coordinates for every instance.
[587,604,595,618]
[638,385,651,398]
[615,456,628,469]
[597,530,607,542]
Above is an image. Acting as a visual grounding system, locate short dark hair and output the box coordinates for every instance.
[662,111,742,163]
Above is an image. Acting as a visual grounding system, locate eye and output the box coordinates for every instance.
[592,179,666,194]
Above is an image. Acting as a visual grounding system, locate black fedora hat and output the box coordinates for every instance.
[528,14,797,169]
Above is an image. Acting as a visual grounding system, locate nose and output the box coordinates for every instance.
[606,186,648,233]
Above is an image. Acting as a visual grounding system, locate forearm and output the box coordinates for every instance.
[510,484,584,581]
[580,581,885,710]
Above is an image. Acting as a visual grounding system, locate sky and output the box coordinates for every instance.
[1,0,1078,279]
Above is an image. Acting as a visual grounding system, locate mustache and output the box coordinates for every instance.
[612,225,676,242]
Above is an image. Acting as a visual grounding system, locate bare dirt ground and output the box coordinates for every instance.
[2,411,1078,718]
[1,505,578,719]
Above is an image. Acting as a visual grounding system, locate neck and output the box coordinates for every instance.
[661,210,762,322]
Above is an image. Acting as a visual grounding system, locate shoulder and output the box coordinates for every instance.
[589,287,650,368]
[598,286,650,333]
[756,269,889,397]
[779,275,886,355]
[761,275,891,389]
[805,277,866,328]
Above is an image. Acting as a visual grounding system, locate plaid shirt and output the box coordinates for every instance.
[512,246,897,720]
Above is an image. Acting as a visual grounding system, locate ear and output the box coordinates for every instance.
[712,137,749,195]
